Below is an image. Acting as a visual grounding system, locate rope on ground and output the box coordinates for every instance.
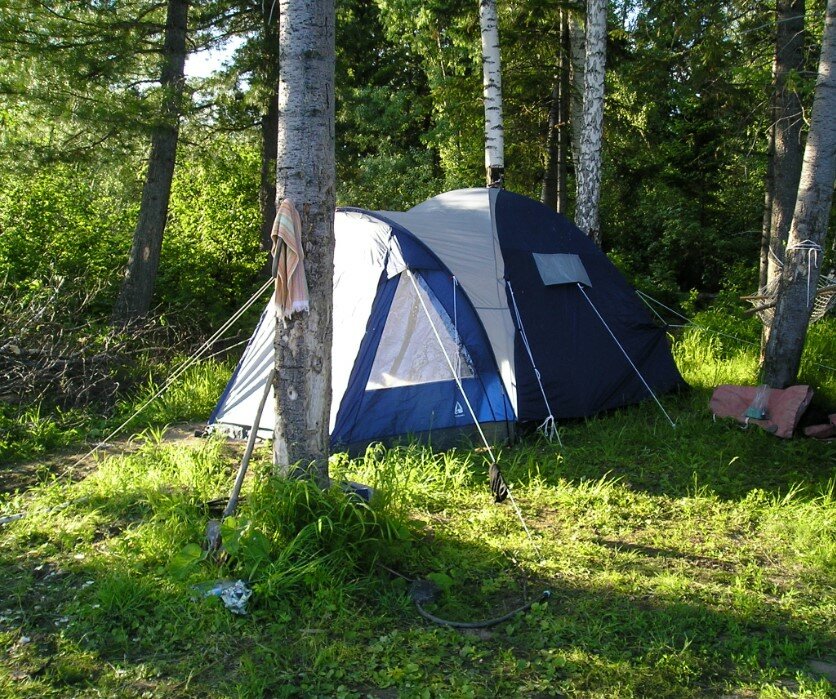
[412,586,551,629]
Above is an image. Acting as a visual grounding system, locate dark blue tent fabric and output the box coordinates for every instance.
[331,218,514,448]
[494,190,685,420]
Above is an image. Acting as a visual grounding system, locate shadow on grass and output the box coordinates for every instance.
[501,389,835,502]
[1,410,833,697]
[1,483,833,698]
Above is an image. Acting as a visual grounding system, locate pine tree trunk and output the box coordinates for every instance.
[259,8,282,261]
[762,0,806,292]
[113,0,189,321]
[557,8,571,213]
[480,0,504,187]
[260,86,279,255]
[761,0,836,388]
[273,0,335,487]
[760,126,776,290]
[541,9,571,213]
[575,0,606,246]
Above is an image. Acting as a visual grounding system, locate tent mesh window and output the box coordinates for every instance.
[366,273,475,389]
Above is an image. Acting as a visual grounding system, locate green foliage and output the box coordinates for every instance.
[157,139,264,325]
[335,0,444,208]
[374,0,486,189]
[0,164,137,307]
[601,0,778,294]
[0,141,266,328]
[0,403,85,463]
[0,357,233,463]
[799,320,836,403]
[113,357,235,427]
[0,0,179,166]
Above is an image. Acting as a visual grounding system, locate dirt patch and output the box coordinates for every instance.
[0,422,209,495]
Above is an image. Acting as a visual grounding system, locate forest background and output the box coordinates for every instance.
[2,0,835,453]
[2,0,832,327]
[1,3,835,697]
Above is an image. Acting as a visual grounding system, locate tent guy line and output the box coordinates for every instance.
[577,283,677,429]
[65,276,275,475]
[406,268,542,560]
[635,290,836,375]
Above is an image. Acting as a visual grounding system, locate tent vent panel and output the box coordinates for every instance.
[533,253,592,287]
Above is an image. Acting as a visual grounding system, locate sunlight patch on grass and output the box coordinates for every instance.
[2,320,835,697]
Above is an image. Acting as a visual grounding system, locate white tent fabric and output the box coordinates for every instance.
[331,212,405,415]
[212,211,409,437]
[381,188,518,410]
[213,190,537,439]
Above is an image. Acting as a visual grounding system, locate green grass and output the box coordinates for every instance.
[0,357,233,463]
[0,320,834,697]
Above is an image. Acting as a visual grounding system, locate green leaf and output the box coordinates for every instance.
[220,516,243,556]
[169,543,203,579]
[425,572,453,592]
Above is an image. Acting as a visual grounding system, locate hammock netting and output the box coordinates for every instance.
[744,273,836,326]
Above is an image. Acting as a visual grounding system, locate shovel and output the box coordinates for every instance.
[206,367,275,553]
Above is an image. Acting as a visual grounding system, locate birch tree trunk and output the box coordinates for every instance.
[759,0,806,293]
[575,0,606,246]
[568,8,586,179]
[761,0,836,388]
[480,0,504,187]
[273,0,335,486]
[113,0,189,321]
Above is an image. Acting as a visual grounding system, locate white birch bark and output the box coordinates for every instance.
[480,0,504,187]
[568,8,586,178]
[274,0,335,486]
[575,0,606,246]
[762,0,836,388]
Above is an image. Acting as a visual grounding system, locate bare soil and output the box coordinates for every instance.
[0,422,209,495]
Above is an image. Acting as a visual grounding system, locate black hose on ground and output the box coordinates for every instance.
[408,578,551,629]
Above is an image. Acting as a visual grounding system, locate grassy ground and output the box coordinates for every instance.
[0,322,834,697]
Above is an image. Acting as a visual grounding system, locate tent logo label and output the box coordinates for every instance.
[454,401,464,417]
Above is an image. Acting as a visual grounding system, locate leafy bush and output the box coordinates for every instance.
[158,140,265,327]
[0,164,136,313]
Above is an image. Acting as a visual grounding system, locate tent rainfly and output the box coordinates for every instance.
[209,188,685,452]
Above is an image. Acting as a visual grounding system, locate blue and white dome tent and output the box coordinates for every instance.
[209,188,685,452]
